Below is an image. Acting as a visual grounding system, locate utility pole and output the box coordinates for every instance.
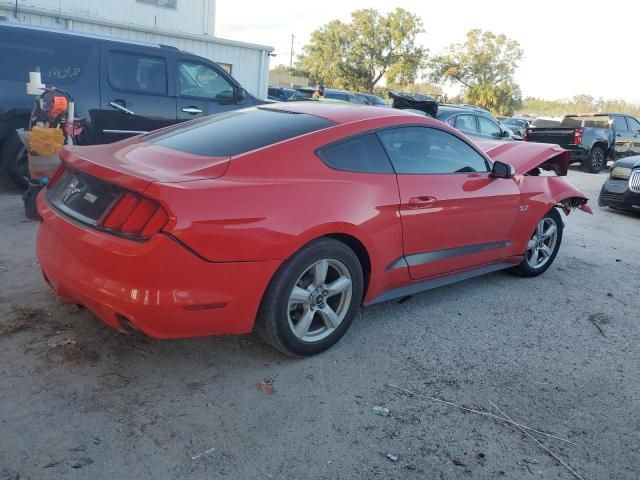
[289,34,295,69]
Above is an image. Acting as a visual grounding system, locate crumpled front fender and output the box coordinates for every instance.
[545,176,592,214]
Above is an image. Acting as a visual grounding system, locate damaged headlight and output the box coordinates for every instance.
[611,166,632,180]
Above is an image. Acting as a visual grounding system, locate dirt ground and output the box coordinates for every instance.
[1,168,639,480]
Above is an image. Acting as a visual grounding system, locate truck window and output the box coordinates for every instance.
[626,117,640,132]
[613,116,629,131]
[0,31,91,85]
[178,60,234,100]
[108,51,167,95]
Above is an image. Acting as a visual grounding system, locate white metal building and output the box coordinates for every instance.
[0,0,273,98]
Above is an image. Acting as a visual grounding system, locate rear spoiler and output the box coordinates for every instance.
[388,91,438,117]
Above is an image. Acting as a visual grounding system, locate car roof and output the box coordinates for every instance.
[261,102,427,125]
[0,20,175,50]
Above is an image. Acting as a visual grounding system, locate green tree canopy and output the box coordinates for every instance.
[429,29,523,115]
[297,8,427,92]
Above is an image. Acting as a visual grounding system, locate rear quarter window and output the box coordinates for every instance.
[316,134,394,174]
[0,30,92,85]
[144,108,336,156]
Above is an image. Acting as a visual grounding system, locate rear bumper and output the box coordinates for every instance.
[566,147,588,162]
[36,193,280,339]
[598,178,640,211]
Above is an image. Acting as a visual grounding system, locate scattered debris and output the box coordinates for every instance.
[70,458,94,469]
[490,401,585,480]
[47,340,99,365]
[1,306,48,336]
[386,453,399,462]
[523,458,539,465]
[384,384,577,445]
[476,453,486,460]
[257,379,274,395]
[588,313,608,338]
[44,460,63,468]
[452,458,466,467]
[372,406,390,417]
[606,292,614,297]
[191,447,215,460]
[615,259,621,262]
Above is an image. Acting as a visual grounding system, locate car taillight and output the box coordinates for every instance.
[99,192,168,240]
[573,128,583,145]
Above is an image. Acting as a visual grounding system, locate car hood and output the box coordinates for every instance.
[612,155,640,169]
[474,140,570,175]
[59,137,231,193]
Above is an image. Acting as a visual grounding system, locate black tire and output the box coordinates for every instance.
[582,146,606,174]
[255,238,364,357]
[1,132,29,190]
[510,208,563,277]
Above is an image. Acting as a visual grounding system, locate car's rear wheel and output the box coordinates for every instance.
[255,238,363,357]
[511,209,563,277]
[583,146,606,173]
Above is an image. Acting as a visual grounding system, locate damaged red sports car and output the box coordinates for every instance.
[36,103,591,356]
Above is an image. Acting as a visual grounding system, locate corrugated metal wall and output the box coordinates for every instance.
[0,1,271,98]
[5,0,215,36]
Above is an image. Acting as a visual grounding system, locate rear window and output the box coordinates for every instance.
[0,30,92,84]
[144,108,336,156]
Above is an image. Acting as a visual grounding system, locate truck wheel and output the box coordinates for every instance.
[1,132,29,190]
[583,146,605,174]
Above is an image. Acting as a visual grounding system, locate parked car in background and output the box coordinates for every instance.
[356,93,389,107]
[502,116,532,137]
[0,22,262,189]
[291,87,366,105]
[268,86,296,102]
[530,117,562,128]
[437,105,520,141]
[599,156,640,212]
[525,113,640,173]
[36,102,591,356]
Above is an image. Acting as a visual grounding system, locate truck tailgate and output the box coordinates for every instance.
[526,128,576,145]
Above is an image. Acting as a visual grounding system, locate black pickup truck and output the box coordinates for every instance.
[524,113,640,173]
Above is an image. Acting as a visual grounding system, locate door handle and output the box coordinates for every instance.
[408,196,437,209]
[181,107,203,114]
[109,100,134,115]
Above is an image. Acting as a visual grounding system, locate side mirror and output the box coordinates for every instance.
[502,129,510,138]
[490,161,515,179]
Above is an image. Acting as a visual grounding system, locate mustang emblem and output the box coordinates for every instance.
[62,178,82,203]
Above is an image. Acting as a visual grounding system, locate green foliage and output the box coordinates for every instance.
[429,29,523,115]
[522,96,640,117]
[297,8,427,92]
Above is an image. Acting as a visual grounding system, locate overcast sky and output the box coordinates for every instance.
[216,0,640,103]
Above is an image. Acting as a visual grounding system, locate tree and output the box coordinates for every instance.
[429,29,523,115]
[297,8,427,92]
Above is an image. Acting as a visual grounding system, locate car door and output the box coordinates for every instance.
[98,45,177,143]
[477,115,505,140]
[612,115,633,159]
[377,126,521,280]
[624,116,640,156]
[175,56,249,120]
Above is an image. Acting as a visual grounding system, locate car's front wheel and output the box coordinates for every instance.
[256,238,363,357]
[511,209,563,277]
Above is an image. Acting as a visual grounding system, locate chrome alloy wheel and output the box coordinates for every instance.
[287,259,353,343]
[526,217,558,269]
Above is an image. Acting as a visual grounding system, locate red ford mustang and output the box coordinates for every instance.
[36,103,591,356]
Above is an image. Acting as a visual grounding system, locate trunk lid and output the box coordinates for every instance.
[474,140,570,175]
[59,137,231,193]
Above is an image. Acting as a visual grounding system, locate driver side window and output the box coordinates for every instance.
[377,127,489,174]
[178,60,234,100]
